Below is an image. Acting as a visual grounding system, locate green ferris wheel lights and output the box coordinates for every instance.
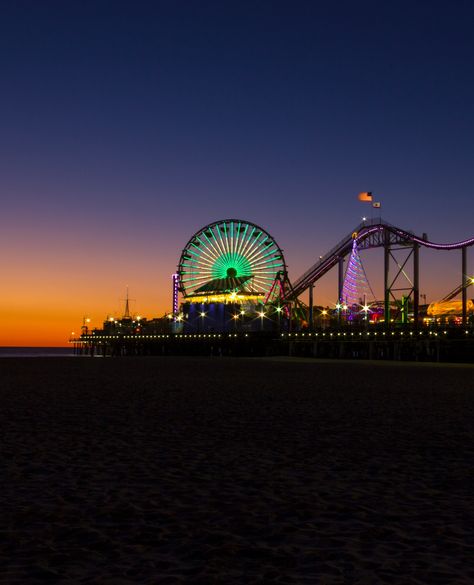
[178,219,287,298]
[211,253,252,279]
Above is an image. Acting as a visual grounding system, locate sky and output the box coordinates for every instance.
[1,0,474,346]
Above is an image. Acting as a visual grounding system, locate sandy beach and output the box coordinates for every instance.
[2,356,474,584]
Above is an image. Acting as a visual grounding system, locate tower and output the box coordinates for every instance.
[123,286,131,319]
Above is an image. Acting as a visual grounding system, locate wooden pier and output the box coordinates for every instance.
[71,328,474,363]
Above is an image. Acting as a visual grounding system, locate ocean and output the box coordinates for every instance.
[0,347,75,358]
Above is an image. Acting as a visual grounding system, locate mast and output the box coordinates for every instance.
[123,286,131,319]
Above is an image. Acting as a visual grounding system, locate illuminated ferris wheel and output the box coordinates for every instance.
[178,219,286,299]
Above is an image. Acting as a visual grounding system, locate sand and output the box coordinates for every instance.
[1,356,474,584]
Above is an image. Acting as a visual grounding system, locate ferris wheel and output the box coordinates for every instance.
[178,219,286,298]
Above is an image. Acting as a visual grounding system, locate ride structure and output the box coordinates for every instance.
[176,219,287,332]
[173,216,474,331]
[288,217,474,327]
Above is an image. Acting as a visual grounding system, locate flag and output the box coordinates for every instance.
[358,191,372,202]
[372,202,381,208]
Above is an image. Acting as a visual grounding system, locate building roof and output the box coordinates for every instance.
[193,275,252,294]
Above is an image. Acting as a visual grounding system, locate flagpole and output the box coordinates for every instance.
[357,191,373,225]
[358,192,382,224]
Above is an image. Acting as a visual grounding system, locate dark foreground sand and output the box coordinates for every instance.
[1,356,474,584]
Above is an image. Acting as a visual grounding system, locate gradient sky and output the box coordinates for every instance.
[1,0,474,346]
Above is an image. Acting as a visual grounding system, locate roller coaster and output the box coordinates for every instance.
[287,217,474,326]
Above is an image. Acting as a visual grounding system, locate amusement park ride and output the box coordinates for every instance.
[171,217,474,331]
[72,215,474,359]
[175,219,288,333]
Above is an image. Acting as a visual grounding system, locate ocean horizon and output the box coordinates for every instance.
[0,347,75,358]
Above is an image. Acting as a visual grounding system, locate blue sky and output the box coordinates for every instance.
[1,1,473,342]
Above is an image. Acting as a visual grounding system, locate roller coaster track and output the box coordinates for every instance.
[289,217,474,300]
[440,280,474,303]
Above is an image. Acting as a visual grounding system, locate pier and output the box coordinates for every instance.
[71,217,474,363]
[72,327,474,363]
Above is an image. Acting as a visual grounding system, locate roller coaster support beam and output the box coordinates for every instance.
[462,247,467,326]
[413,242,420,328]
[308,284,314,330]
[338,257,344,324]
[384,232,390,326]
[338,257,344,301]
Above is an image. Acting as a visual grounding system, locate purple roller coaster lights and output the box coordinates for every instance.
[355,223,474,250]
[398,231,474,250]
[354,225,383,245]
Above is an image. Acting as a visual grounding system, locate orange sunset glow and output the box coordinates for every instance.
[3,211,473,347]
